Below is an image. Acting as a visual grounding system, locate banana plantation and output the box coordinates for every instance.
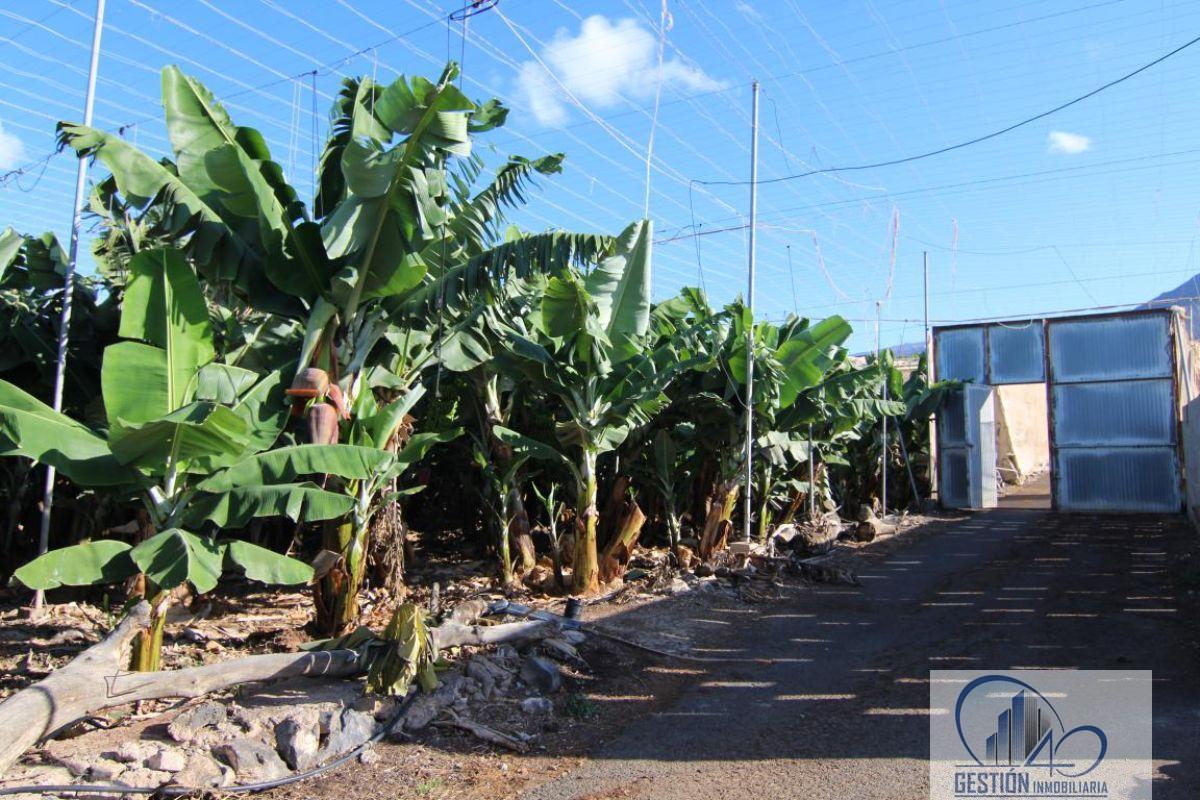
[0,63,951,788]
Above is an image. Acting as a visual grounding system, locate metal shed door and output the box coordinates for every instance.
[1047,313,1182,512]
[938,383,998,509]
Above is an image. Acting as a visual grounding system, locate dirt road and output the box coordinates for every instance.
[523,511,1200,800]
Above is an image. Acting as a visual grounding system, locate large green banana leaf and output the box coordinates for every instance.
[584,219,652,361]
[101,341,193,425]
[12,540,137,590]
[196,444,396,493]
[130,528,224,594]
[56,123,245,282]
[224,539,313,585]
[187,482,355,529]
[119,248,215,376]
[775,315,853,407]
[0,379,137,486]
[108,402,249,473]
[162,66,335,304]
[322,67,474,315]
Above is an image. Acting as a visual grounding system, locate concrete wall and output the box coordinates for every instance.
[1181,338,1200,523]
[994,383,1050,484]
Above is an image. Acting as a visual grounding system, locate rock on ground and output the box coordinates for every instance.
[275,714,321,771]
[145,747,187,773]
[213,739,290,783]
[520,654,563,694]
[170,753,228,789]
[116,767,170,790]
[316,707,377,762]
[168,701,227,743]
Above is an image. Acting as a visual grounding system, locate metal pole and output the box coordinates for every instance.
[33,0,106,613]
[807,423,815,521]
[924,250,936,503]
[742,79,759,543]
[877,300,887,519]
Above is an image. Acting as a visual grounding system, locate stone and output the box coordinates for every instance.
[168,701,227,743]
[89,758,126,781]
[171,753,226,789]
[665,577,691,595]
[111,741,160,764]
[275,716,321,771]
[50,754,92,777]
[466,655,501,697]
[693,563,714,578]
[354,695,400,722]
[520,654,562,694]
[521,697,554,715]
[317,707,377,761]
[358,747,380,765]
[393,674,466,735]
[213,739,290,783]
[116,767,170,789]
[397,693,442,734]
[145,747,188,773]
[560,629,586,645]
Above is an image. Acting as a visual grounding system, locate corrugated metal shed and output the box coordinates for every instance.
[932,307,1184,513]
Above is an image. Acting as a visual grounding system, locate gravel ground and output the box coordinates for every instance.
[521,510,1200,800]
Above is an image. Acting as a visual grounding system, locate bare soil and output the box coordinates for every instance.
[4,509,1194,800]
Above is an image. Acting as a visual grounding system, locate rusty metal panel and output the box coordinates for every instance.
[935,327,985,383]
[1055,447,1181,512]
[1048,313,1172,383]
[987,322,1044,383]
[1052,379,1176,446]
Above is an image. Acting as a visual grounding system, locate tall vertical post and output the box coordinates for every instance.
[33,0,106,613]
[807,423,815,521]
[924,251,936,502]
[878,300,888,519]
[742,80,760,543]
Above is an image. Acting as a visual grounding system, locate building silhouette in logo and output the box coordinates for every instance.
[984,690,1052,765]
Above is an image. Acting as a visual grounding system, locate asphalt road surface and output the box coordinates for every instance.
[523,510,1199,800]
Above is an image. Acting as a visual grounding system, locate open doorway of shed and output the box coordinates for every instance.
[994,383,1051,509]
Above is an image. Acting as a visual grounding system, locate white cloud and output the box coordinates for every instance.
[1047,130,1091,155]
[516,15,725,126]
[0,121,25,170]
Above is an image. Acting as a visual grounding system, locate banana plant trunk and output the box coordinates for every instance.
[507,488,536,575]
[572,448,600,595]
[699,479,740,561]
[315,515,369,635]
[497,491,514,587]
[130,590,167,672]
[756,466,773,543]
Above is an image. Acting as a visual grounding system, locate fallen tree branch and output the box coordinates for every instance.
[435,709,528,752]
[0,604,558,776]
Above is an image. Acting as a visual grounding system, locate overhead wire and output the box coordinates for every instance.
[694,31,1200,186]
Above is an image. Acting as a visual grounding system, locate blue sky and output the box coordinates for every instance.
[1,0,1198,352]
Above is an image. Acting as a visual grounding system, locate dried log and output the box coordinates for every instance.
[599,499,646,582]
[698,481,739,561]
[854,517,897,542]
[0,605,557,776]
[436,710,528,752]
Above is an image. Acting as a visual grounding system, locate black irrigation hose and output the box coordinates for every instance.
[0,693,417,798]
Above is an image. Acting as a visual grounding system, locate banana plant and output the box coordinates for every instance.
[0,248,360,669]
[496,221,710,594]
[60,62,610,628]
